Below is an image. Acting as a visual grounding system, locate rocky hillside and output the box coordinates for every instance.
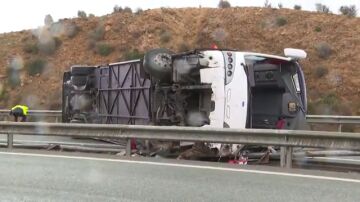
[0,7,359,115]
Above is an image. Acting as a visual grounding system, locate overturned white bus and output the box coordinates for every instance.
[63,48,307,129]
[62,48,308,157]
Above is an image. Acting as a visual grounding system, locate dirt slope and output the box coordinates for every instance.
[0,7,359,115]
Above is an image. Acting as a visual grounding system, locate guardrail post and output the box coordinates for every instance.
[338,124,342,132]
[280,146,293,168]
[7,133,13,150]
[126,138,131,156]
[280,146,286,167]
[286,147,293,169]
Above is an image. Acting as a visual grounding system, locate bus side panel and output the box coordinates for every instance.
[96,61,152,125]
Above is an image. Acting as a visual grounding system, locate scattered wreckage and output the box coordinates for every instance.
[62,48,308,163]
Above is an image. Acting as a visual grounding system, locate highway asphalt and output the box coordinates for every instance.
[0,150,359,202]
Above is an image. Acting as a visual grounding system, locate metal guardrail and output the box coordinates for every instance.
[0,122,359,168]
[306,115,360,132]
[0,110,62,122]
[306,115,360,124]
[0,109,359,127]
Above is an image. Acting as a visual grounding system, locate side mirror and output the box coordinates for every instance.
[284,48,307,60]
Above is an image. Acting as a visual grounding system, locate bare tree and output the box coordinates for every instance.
[294,5,302,10]
[315,3,331,14]
[339,5,357,17]
[113,5,123,13]
[77,10,87,18]
[123,7,133,13]
[264,0,272,8]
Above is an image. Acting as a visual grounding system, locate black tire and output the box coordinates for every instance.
[143,48,173,82]
[71,66,96,76]
[71,76,88,86]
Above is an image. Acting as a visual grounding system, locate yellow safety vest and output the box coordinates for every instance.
[11,105,29,115]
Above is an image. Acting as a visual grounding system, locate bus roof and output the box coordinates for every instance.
[240,52,292,62]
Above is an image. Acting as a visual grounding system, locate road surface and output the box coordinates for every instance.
[0,150,359,202]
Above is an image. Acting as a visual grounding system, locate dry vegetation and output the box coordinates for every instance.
[0,7,359,115]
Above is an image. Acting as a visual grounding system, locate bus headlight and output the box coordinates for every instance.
[288,102,297,113]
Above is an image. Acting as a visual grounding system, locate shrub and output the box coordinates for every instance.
[315,42,332,59]
[26,58,47,76]
[321,93,338,106]
[314,66,328,78]
[314,26,322,32]
[54,37,62,47]
[0,88,8,101]
[87,39,96,49]
[294,5,302,10]
[339,5,357,17]
[315,3,331,14]
[159,30,172,44]
[307,102,316,114]
[44,14,54,26]
[278,3,283,9]
[77,10,87,18]
[39,36,61,55]
[89,24,105,41]
[64,22,80,38]
[178,43,190,52]
[264,0,272,8]
[38,37,61,55]
[23,42,39,54]
[88,14,95,18]
[123,49,144,60]
[276,16,287,26]
[95,43,114,56]
[218,0,231,8]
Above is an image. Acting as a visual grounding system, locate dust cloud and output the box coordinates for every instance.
[7,56,24,86]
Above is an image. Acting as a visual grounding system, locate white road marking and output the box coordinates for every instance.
[0,151,359,183]
[311,157,360,163]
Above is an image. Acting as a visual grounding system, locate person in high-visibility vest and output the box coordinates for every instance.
[10,105,29,122]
